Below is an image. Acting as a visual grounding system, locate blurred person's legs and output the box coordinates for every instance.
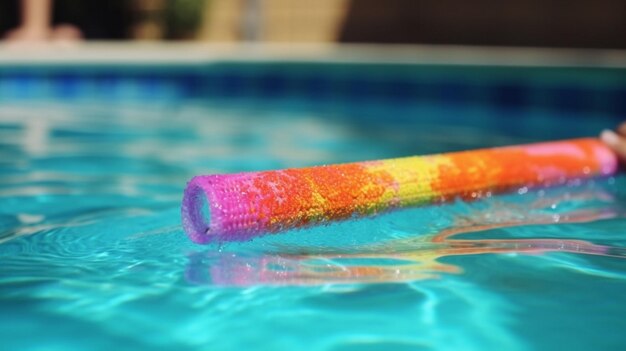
[2,0,133,42]
[4,0,82,42]
[4,0,52,41]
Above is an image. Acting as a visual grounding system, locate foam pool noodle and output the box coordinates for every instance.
[181,138,618,244]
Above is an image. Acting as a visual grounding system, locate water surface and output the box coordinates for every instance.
[0,95,625,351]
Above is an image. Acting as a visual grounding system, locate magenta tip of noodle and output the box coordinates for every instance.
[181,176,213,244]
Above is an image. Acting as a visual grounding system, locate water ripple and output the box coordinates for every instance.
[1,100,625,351]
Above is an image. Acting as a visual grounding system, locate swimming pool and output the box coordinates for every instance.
[1,45,625,351]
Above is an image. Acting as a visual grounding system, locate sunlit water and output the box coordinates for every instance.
[0,97,625,351]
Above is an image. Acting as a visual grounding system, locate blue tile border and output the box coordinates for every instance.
[0,62,625,120]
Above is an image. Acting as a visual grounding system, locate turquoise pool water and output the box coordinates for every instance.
[0,62,625,351]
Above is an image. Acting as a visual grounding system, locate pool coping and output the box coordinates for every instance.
[0,43,625,68]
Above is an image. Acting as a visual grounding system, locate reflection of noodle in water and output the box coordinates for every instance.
[186,235,626,287]
[186,238,625,286]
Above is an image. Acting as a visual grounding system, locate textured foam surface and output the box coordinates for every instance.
[181,138,618,243]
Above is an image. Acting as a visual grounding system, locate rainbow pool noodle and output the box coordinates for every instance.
[182,138,618,244]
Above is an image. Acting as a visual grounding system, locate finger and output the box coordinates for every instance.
[617,122,626,136]
[600,129,626,160]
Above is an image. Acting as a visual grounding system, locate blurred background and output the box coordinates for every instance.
[0,0,624,46]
